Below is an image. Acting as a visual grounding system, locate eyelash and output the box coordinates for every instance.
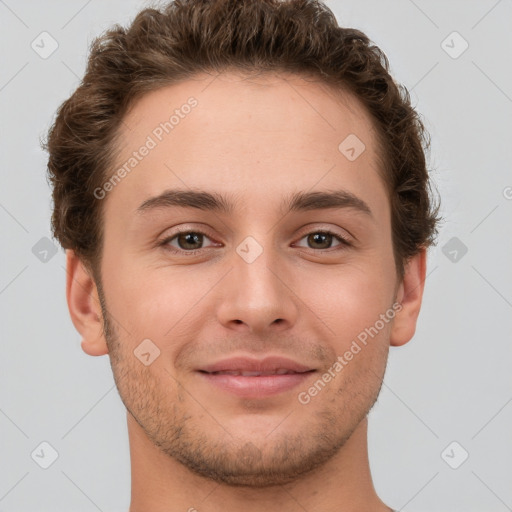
[158,227,352,255]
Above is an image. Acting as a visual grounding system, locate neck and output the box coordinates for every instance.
[128,413,392,512]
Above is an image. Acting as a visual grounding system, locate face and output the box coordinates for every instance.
[92,72,401,486]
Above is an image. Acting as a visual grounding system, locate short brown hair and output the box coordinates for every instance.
[42,0,440,281]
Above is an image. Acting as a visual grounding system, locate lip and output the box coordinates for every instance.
[196,355,316,399]
[197,355,314,374]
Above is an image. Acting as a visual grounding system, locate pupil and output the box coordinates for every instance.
[180,232,201,249]
[309,232,331,249]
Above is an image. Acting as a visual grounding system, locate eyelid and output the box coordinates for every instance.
[295,224,353,244]
[159,224,353,254]
[159,226,219,252]
[292,230,352,253]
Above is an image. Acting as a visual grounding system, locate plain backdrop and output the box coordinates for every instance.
[1,1,511,511]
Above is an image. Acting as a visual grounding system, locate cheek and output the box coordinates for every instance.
[296,262,395,340]
[102,262,213,341]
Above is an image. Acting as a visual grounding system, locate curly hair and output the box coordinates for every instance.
[42,0,440,281]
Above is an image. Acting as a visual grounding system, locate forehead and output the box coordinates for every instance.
[107,71,387,217]
[120,71,378,149]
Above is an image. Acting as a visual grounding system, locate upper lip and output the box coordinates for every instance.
[198,356,315,373]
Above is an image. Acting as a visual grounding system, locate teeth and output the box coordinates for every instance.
[211,369,297,376]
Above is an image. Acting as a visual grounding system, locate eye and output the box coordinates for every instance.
[160,229,219,254]
[294,230,351,251]
[159,227,352,256]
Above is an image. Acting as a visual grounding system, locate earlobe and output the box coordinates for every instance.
[65,249,109,356]
[389,248,427,347]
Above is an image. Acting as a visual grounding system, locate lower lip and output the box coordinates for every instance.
[197,371,316,399]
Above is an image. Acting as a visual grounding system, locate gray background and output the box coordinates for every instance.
[1,0,511,511]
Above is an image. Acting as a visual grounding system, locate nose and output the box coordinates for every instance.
[216,241,299,335]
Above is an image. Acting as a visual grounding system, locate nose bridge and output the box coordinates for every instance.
[216,234,298,332]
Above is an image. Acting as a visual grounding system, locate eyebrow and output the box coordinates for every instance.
[136,188,373,218]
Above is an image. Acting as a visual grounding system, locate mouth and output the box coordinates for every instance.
[200,369,312,376]
[196,359,316,398]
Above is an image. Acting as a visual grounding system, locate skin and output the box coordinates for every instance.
[66,71,426,512]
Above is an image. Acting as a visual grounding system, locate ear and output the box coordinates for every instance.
[390,248,427,347]
[65,249,109,356]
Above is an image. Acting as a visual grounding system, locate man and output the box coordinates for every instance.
[43,0,440,510]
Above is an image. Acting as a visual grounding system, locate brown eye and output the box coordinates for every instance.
[162,230,217,253]
[295,230,351,251]
[175,232,204,250]
[307,232,334,249]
